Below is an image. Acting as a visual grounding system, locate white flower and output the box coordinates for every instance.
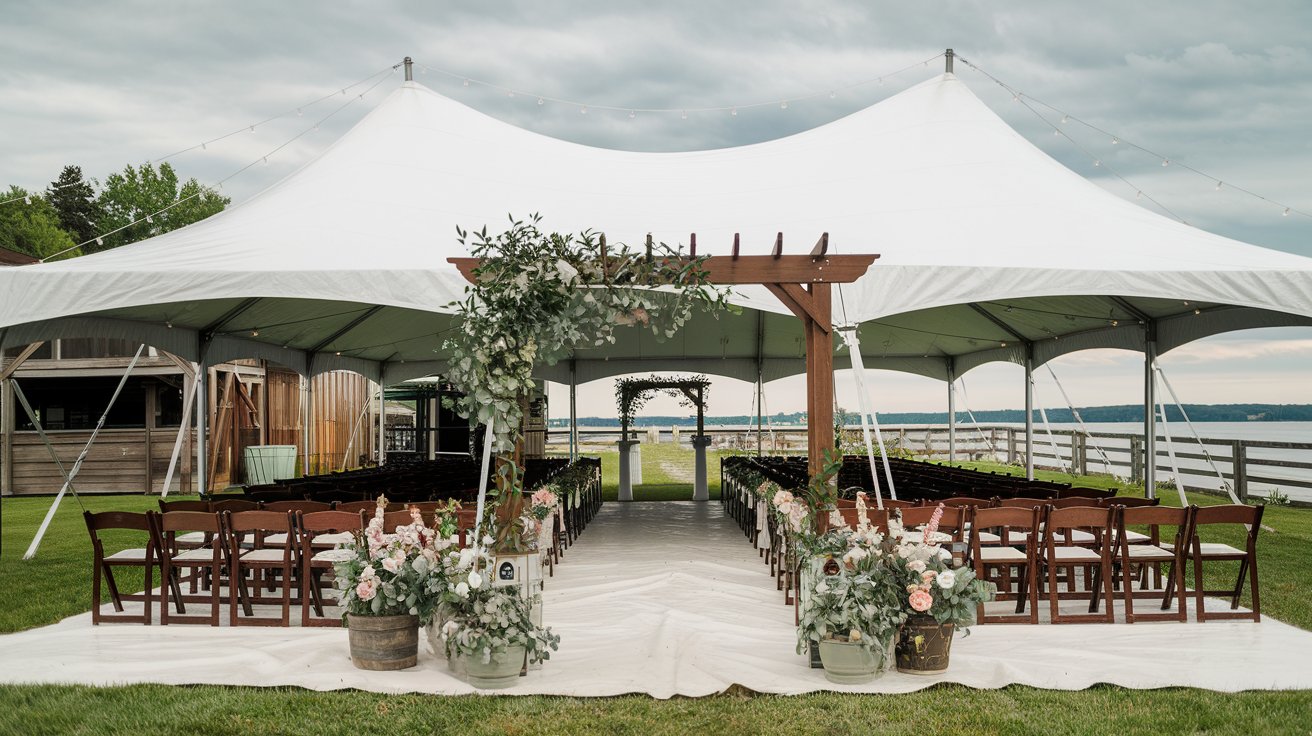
[454,582,470,598]
[907,560,926,573]
[441,620,460,637]
[815,580,830,594]
[937,569,957,589]
[842,546,869,568]
[482,535,495,547]
[457,548,475,567]
[468,571,483,589]
[381,556,401,573]
[360,565,376,580]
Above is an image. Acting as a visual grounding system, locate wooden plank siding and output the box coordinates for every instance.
[8,428,193,494]
[305,370,377,475]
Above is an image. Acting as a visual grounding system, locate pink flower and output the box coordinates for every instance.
[381,556,402,573]
[531,488,557,508]
[356,578,377,601]
[923,503,945,545]
[908,589,933,612]
[921,570,937,585]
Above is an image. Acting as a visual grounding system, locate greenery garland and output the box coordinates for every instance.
[441,213,737,503]
[614,374,711,430]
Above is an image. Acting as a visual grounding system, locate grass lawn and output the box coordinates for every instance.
[1,449,1309,734]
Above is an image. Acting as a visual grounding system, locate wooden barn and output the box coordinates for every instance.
[0,339,382,496]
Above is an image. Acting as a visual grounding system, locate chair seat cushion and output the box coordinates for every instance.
[974,531,1002,544]
[263,532,291,545]
[312,548,356,563]
[175,531,208,544]
[172,548,220,562]
[1048,546,1102,562]
[311,532,355,546]
[1124,545,1175,561]
[104,548,150,561]
[1124,530,1151,543]
[979,546,1027,562]
[1161,541,1245,557]
[240,548,290,563]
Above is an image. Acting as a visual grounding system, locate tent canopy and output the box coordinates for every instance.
[3,71,1311,385]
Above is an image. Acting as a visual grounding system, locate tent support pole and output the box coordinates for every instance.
[1024,348,1034,480]
[160,367,198,497]
[1144,321,1158,498]
[946,358,956,465]
[196,360,208,496]
[569,360,578,462]
[377,379,386,466]
[755,310,765,458]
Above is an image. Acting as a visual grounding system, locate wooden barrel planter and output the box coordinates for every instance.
[895,615,955,675]
[347,613,420,670]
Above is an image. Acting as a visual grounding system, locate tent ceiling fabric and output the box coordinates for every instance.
[3,71,1312,383]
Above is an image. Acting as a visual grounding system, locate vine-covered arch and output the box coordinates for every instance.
[614,374,711,442]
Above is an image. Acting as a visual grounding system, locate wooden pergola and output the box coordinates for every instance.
[450,231,878,478]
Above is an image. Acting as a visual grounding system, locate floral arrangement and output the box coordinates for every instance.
[796,495,993,653]
[888,504,994,627]
[333,496,451,623]
[527,487,559,521]
[436,546,561,666]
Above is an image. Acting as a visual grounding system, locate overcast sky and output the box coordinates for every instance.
[3,1,1310,419]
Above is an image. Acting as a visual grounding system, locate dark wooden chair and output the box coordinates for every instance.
[1041,506,1116,624]
[1187,504,1263,623]
[224,510,296,627]
[298,510,364,627]
[1113,505,1191,623]
[899,505,966,543]
[940,497,995,509]
[969,506,1041,624]
[152,511,225,626]
[262,500,333,513]
[83,511,156,625]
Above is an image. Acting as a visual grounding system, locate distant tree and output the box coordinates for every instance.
[0,186,80,260]
[45,165,103,245]
[94,162,229,251]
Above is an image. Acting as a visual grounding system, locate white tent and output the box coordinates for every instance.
[4,65,1312,482]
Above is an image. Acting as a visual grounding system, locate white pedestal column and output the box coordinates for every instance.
[617,439,638,501]
[691,434,711,501]
[630,442,642,485]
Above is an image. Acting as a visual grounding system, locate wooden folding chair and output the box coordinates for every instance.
[210,499,261,513]
[969,506,1040,624]
[298,510,364,627]
[899,505,966,543]
[83,511,156,625]
[263,500,333,513]
[152,511,225,625]
[940,497,994,509]
[1187,504,1263,623]
[1041,506,1115,624]
[224,510,296,627]
[1113,505,1190,623]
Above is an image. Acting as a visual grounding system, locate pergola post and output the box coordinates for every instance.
[617,403,634,502]
[1144,321,1158,498]
[692,384,709,501]
[803,283,834,477]
[1024,348,1034,481]
[377,380,386,466]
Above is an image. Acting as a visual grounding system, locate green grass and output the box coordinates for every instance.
[590,441,730,501]
[1,685,1310,736]
[2,452,1310,732]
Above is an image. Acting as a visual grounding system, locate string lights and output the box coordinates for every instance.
[957,55,1310,221]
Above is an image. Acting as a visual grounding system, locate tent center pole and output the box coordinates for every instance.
[1024,348,1034,481]
[946,357,956,465]
[1144,321,1158,498]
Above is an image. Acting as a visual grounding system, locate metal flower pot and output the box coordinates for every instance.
[465,644,527,689]
[895,614,956,675]
[817,636,894,684]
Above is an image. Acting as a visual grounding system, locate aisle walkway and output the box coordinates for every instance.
[1,501,1311,696]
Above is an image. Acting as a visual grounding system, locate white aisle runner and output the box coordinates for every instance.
[1,501,1311,696]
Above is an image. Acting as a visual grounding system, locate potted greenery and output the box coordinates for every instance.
[796,492,906,684]
[889,504,995,675]
[333,497,446,671]
[436,546,560,689]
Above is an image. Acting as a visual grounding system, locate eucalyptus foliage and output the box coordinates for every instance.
[444,214,737,453]
[614,374,711,430]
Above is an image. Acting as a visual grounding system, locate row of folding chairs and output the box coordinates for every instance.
[749,495,1262,626]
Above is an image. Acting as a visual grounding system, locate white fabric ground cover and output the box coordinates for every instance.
[1,501,1310,697]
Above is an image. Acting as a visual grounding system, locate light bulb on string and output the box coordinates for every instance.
[829,90,836,99]
[680,110,687,120]
[1111,137,1118,145]
[1215,181,1223,190]
[201,142,207,150]
[23,196,30,205]
[296,108,302,117]
[628,110,635,119]
[730,108,737,116]
[1060,115,1069,124]
[780,101,788,109]
[95,237,103,246]
[1093,159,1101,167]
[463,79,470,87]
[145,214,153,223]
[507,91,515,98]
[580,105,587,114]
[249,125,255,133]
[1284,208,1291,216]
[1000,341,1008,348]
[1193,308,1201,315]
[1136,191,1143,199]
[1161,159,1170,167]
[537,98,544,105]
[251,330,260,337]
[262,156,268,165]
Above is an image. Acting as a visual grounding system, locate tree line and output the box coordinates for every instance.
[1,163,228,261]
